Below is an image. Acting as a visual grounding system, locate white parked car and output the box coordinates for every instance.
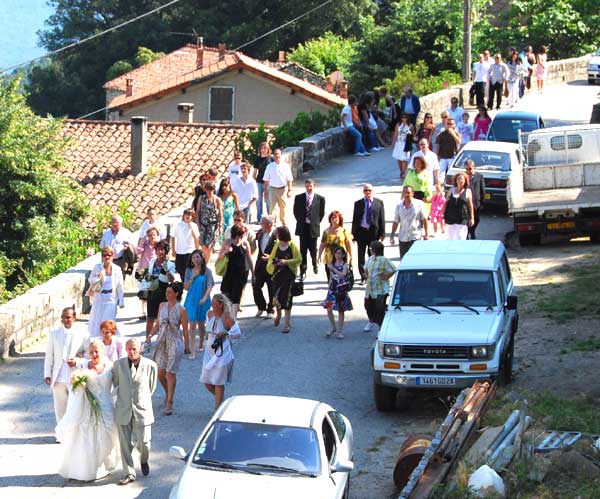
[169,395,354,499]
[372,240,518,412]
[588,48,600,84]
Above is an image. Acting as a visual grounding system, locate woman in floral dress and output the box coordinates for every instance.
[196,181,223,263]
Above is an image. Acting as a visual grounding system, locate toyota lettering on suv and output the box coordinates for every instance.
[372,240,518,412]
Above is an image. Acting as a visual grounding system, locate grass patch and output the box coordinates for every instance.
[561,336,600,354]
[533,263,600,323]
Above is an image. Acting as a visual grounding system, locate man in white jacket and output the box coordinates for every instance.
[43,307,89,426]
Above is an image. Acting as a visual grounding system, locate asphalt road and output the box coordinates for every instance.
[0,79,598,499]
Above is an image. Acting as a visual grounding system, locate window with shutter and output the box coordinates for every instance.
[209,86,234,122]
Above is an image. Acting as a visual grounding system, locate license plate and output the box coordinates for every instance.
[485,193,491,200]
[416,376,456,386]
[547,222,575,230]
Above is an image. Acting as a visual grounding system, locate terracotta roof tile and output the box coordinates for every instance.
[60,119,262,229]
[106,45,345,111]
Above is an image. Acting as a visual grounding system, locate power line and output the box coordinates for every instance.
[234,0,336,51]
[0,0,182,75]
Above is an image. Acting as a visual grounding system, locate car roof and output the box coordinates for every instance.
[492,110,541,121]
[456,140,518,153]
[217,395,327,428]
[399,240,504,271]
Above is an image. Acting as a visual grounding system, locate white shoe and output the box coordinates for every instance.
[354,152,364,157]
[363,322,373,332]
[255,310,264,318]
[363,151,371,156]
[265,312,274,320]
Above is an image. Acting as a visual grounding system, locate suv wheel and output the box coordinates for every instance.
[518,233,541,246]
[374,381,397,412]
[500,336,514,386]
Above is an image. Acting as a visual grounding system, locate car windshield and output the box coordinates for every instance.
[392,270,497,308]
[453,150,510,172]
[191,421,321,475]
[488,118,539,143]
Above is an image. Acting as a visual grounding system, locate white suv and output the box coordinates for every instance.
[588,49,600,84]
[372,240,518,412]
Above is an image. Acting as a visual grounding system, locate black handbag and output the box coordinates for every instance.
[291,279,304,297]
[346,265,355,291]
[403,134,413,152]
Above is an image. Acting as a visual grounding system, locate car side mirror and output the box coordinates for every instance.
[331,459,354,473]
[506,295,518,310]
[169,445,187,460]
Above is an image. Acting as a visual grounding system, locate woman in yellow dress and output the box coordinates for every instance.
[318,210,353,280]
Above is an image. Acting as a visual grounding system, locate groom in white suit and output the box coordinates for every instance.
[43,307,89,425]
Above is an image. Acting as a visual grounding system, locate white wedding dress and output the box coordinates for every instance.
[55,362,120,481]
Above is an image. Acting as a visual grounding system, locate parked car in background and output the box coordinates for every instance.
[445,141,525,207]
[169,395,354,499]
[588,48,600,84]
[486,111,544,144]
[372,240,518,412]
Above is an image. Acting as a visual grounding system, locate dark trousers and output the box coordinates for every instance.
[399,240,416,259]
[365,294,388,326]
[356,227,377,279]
[488,82,503,110]
[468,208,481,240]
[175,253,191,282]
[299,225,318,274]
[474,81,486,107]
[112,256,127,279]
[252,268,273,313]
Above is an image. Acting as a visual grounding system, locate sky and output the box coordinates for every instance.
[0,0,54,71]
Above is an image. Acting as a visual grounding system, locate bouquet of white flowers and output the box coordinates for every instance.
[71,370,103,424]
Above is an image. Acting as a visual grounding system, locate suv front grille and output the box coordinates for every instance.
[402,345,470,359]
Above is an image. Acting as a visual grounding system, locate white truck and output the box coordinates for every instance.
[509,125,600,246]
[372,240,518,412]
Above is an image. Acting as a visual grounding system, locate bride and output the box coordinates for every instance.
[56,339,119,481]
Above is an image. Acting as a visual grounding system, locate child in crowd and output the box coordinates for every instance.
[457,112,473,148]
[429,181,446,237]
[323,246,353,340]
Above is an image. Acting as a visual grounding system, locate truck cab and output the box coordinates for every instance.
[372,240,518,412]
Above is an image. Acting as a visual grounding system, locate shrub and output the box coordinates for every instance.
[288,32,357,77]
[272,109,340,149]
[383,61,462,98]
[234,122,272,164]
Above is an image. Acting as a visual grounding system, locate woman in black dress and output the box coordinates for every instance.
[266,226,302,334]
[216,223,254,318]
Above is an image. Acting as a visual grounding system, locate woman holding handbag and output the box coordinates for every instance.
[392,113,415,179]
[266,226,302,334]
[323,246,353,340]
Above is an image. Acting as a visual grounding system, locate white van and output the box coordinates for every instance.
[524,124,600,167]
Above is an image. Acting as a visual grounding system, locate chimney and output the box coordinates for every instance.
[326,80,334,93]
[177,103,194,123]
[278,50,285,63]
[197,46,204,69]
[130,116,148,176]
[218,43,226,61]
[339,80,348,99]
[125,78,133,97]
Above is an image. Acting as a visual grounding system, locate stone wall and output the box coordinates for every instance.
[282,146,304,179]
[546,55,591,85]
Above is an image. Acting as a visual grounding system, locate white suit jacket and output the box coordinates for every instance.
[44,325,89,386]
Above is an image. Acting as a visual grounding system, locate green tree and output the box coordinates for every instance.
[383,61,462,98]
[26,0,374,118]
[105,60,133,81]
[288,32,356,77]
[106,46,165,81]
[0,76,90,302]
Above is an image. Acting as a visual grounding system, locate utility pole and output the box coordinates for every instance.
[462,0,472,82]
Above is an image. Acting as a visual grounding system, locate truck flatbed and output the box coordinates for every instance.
[508,185,600,213]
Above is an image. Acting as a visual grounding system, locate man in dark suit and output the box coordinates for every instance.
[293,179,325,279]
[253,215,277,319]
[352,183,386,283]
[465,160,486,239]
[399,86,421,128]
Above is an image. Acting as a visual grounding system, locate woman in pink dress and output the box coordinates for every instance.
[473,107,492,141]
[535,45,548,94]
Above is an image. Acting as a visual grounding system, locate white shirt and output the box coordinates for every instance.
[172,220,199,254]
[231,175,258,209]
[138,219,167,240]
[263,160,293,188]
[393,199,428,242]
[408,149,440,188]
[99,227,133,258]
[228,161,242,177]
[457,122,473,144]
[447,105,465,124]
[473,61,489,82]
[340,104,353,128]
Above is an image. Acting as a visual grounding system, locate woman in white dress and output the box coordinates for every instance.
[200,293,241,410]
[56,340,119,481]
[392,113,416,179]
[87,247,124,338]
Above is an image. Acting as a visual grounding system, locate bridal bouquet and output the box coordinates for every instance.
[71,370,103,424]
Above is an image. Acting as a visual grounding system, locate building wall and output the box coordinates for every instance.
[117,71,332,125]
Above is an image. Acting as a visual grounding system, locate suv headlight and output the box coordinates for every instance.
[383,344,402,358]
[470,344,495,359]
